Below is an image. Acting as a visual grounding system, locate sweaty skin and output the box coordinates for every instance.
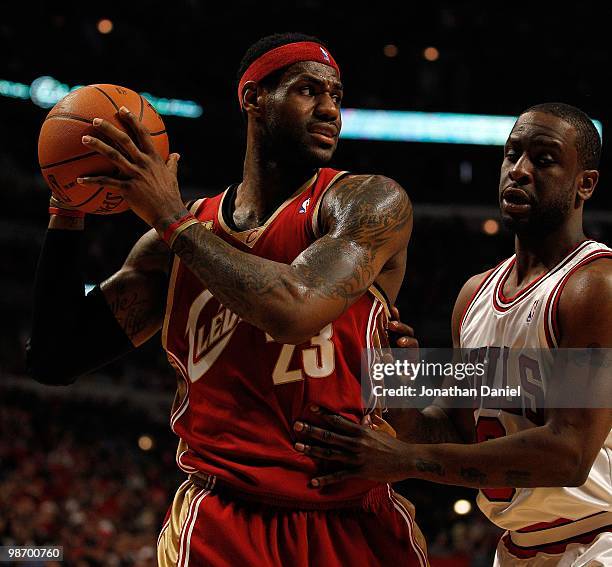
[293,111,612,490]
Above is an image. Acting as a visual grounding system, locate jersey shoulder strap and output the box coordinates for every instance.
[309,168,350,238]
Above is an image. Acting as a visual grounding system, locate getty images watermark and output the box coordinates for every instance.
[370,358,520,398]
[361,348,612,410]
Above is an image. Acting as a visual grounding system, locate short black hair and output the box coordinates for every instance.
[522,102,602,170]
[237,32,329,90]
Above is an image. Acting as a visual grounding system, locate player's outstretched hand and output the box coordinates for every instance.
[77,107,187,229]
[294,405,413,487]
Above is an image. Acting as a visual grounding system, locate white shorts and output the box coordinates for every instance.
[493,531,612,567]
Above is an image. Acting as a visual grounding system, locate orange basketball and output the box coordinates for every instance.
[38,84,169,215]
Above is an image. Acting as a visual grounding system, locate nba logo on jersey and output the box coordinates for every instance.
[526,299,539,324]
[299,198,311,214]
[320,47,331,62]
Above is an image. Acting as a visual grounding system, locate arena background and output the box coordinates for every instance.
[1,2,611,565]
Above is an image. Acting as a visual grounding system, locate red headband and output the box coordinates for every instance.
[238,41,340,106]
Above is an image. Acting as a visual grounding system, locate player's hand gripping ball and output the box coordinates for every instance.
[38,84,169,214]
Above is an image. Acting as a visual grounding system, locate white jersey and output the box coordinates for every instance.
[460,239,612,538]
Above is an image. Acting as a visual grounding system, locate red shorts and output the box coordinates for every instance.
[157,479,428,566]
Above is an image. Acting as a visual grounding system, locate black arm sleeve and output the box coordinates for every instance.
[27,229,134,385]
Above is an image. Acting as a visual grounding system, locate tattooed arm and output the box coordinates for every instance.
[169,175,412,344]
[294,403,610,489]
[295,263,612,489]
[100,228,171,346]
[75,108,411,343]
[28,215,170,384]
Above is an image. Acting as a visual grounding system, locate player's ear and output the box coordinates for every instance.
[241,81,262,118]
[577,169,599,203]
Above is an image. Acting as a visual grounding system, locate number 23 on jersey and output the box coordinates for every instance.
[266,324,336,385]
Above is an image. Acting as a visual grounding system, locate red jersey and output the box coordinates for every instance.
[162,168,390,508]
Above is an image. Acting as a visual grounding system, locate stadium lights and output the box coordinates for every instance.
[482,219,500,235]
[0,76,203,119]
[453,499,472,515]
[339,109,603,145]
[97,19,114,34]
[423,46,440,61]
[138,435,154,451]
[1,76,603,143]
[384,44,399,58]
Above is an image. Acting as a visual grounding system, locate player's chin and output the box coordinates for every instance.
[305,142,336,165]
[500,212,531,233]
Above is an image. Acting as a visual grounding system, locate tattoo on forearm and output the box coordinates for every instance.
[415,459,445,477]
[389,408,461,444]
[414,419,461,444]
[172,228,286,316]
[460,467,488,484]
[107,282,150,341]
[171,175,412,321]
[505,470,531,486]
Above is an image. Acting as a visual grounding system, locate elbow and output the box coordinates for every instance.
[565,458,591,487]
[541,423,593,487]
[557,448,591,487]
[266,327,316,346]
[263,277,331,344]
[569,470,590,488]
[265,314,324,346]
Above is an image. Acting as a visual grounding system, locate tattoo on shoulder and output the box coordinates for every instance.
[291,175,412,304]
[325,175,412,246]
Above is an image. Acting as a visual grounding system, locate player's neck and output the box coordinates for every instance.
[513,220,586,281]
[239,142,318,221]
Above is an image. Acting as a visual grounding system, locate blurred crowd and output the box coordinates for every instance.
[0,389,181,566]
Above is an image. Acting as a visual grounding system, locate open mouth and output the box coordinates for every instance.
[502,187,532,214]
[503,187,531,205]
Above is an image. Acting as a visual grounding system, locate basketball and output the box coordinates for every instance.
[38,84,170,215]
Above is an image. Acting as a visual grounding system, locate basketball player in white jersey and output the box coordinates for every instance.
[292,103,612,566]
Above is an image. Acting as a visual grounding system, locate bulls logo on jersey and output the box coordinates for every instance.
[185,290,241,382]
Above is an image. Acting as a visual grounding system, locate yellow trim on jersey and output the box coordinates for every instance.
[368,284,391,318]
[162,256,180,351]
[162,198,207,351]
[217,172,319,248]
[157,480,211,567]
[189,199,205,214]
[311,170,349,238]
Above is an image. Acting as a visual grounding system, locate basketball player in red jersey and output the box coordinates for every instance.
[294,103,612,565]
[29,34,428,565]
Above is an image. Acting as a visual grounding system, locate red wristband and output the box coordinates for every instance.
[162,212,199,247]
[49,206,85,218]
